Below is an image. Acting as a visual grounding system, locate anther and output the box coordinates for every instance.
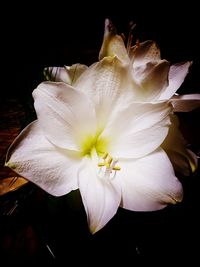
[113,166,121,171]
[102,152,108,160]
[98,162,105,167]
[97,153,121,180]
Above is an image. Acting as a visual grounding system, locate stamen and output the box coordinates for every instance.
[107,156,113,165]
[113,166,121,171]
[136,39,140,48]
[97,153,121,180]
[98,162,105,167]
[102,152,108,160]
[127,21,136,55]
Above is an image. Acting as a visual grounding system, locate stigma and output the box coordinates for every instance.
[97,153,121,180]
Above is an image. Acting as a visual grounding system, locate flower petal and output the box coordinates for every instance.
[5,121,81,196]
[137,60,170,101]
[158,62,192,100]
[74,56,137,128]
[102,102,171,158]
[99,18,129,63]
[161,115,198,175]
[33,81,96,150]
[119,148,183,211]
[170,94,200,112]
[78,158,121,233]
[111,118,170,158]
[130,40,161,66]
[43,64,88,85]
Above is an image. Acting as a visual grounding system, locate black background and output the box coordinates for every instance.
[2,1,200,99]
[1,1,200,266]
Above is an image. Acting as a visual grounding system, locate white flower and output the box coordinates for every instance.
[5,19,199,233]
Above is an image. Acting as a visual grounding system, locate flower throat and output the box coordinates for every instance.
[81,135,121,179]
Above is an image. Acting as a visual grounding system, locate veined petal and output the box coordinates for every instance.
[158,62,192,100]
[74,56,137,128]
[130,40,161,65]
[78,158,121,233]
[102,102,171,158]
[161,115,198,175]
[33,81,96,150]
[99,18,129,63]
[119,148,183,211]
[111,117,170,158]
[43,64,88,85]
[106,101,172,133]
[170,94,200,112]
[5,121,81,196]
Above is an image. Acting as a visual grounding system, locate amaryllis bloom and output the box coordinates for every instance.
[44,19,200,177]
[5,19,200,233]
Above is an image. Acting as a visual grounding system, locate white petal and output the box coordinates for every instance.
[119,148,183,211]
[44,64,88,85]
[170,94,200,112]
[106,101,171,133]
[5,121,81,196]
[161,115,198,175]
[78,158,121,233]
[112,118,170,158]
[101,102,171,158]
[33,81,96,150]
[138,60,170,101]
[130,40,161,65]
[158,62,192,100]
[99,18,129,63]
[74,56,137,128]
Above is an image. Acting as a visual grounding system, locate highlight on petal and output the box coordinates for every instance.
[161,115,198,175]
[43,64,88,85]
[111,118,170,159]
[5,121,81,196]
[33,81,96,150]
[74,56,137,128]
[78,158,121,233]
[170,94,200,112]
[99,18,129,63]
[158,61,192,100]
[119,148,183,211]
[102,102,171,158]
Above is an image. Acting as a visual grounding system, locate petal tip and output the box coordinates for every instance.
[173,180,184,203]
[4,161,16,170]
[104,18,116,35]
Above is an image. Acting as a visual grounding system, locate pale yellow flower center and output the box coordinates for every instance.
[80,135,121,179]
[80,134,109,157]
